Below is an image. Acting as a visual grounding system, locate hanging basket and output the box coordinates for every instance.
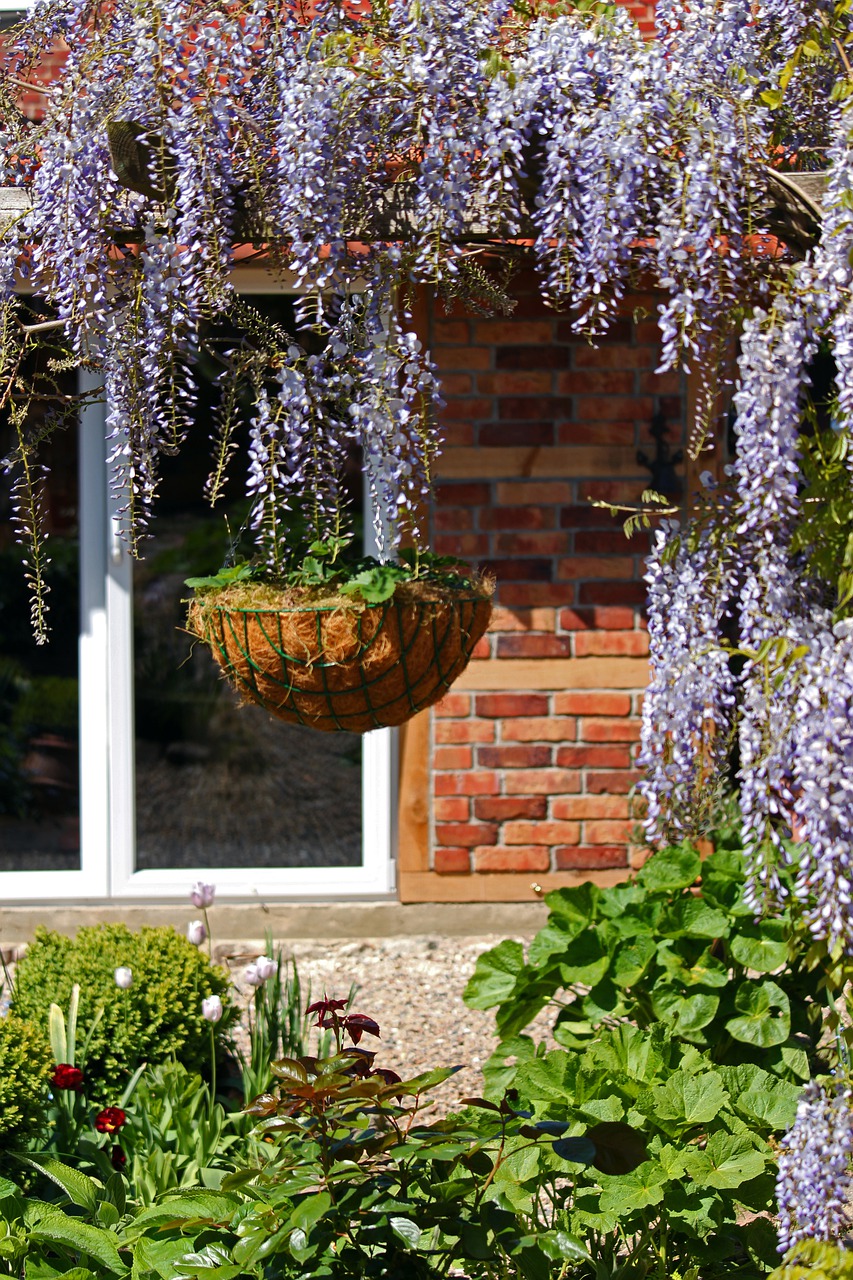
[187,583,493,733]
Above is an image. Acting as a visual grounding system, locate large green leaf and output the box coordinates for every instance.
[725,980,791,1047]
[729,924,788,973]
[733,1084,801,1132]
[651,986,720,1038]
[597,1162,668,1214]
[463,940,525,1010]
[23,1209,125,1275]
[659,899,730,940]
[558,932,609,987]
[527,915,591,969]
[535,1231,590,1264]
[544,882,601,927]
[390,1217,421,1249]
[133,1238,202,1280]
[173,1244,242,1280]
[636,845,701,893]
[611,936,656,988]
[126,1193,239,1237]
[20,1160,98,1214]
[681,1132,767,1189]
[640,1070,729,1126]
[514,1050,580,1103]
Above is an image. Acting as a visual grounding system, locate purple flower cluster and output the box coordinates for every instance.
[638,508,738,842]
[792,618,853,952]
[777,1079,853,1254]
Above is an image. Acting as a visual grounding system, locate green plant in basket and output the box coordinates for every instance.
[11,925,234,1102]
[185,532,493,734]
[466,828,831,1089]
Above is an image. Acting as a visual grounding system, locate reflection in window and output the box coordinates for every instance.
[0,425,80,870]
[133,295,363,872]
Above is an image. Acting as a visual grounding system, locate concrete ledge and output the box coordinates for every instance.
[0,899,550,948]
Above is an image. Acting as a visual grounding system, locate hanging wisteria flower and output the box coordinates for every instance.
[777,1080,853,1254]
[638,509,738,842]
[792,617,853,952]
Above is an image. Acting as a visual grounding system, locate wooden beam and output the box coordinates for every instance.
[398,867,631,903]
[397,708,431,876]
[454,657,649,691]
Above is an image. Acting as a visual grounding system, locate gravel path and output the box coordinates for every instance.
[225,933,555,1115]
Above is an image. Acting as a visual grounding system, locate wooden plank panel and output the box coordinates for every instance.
[454,657,649,691]
[436,446,648,481]
[399,868,630,903]
[397,709,431,875]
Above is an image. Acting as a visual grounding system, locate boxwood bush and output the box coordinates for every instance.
[0,1013,52,1160]
[12,925,233,1101]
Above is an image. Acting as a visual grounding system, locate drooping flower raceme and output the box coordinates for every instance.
[731,304,815,911]
[777,1079,853,1254]
[638,505,738,843]
[792,617,853,953]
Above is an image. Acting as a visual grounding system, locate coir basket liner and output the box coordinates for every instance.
[188,587,492,733]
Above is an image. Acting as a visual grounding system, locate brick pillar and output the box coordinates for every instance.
[399,277,686,902]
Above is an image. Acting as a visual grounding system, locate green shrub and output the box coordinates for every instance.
[11,925,233,1101]
[0,1013,52,1156]
[465,828,831,1088]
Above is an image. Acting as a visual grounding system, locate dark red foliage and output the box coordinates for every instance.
[306,996,348,1026]
[95,1106,127,1133]
[342,1013,380,1045]
[372,1068,402,1087]
[342,1047,376,1077]
[51,1063,84,1091]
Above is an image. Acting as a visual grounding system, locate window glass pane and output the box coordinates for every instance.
[0,421,80,870]
[133,295,363,872]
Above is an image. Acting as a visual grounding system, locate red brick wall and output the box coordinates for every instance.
[418,278,687,893]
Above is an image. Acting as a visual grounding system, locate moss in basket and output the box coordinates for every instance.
[185,540,494,610]
[0,1013,52,1160]
[12,925,234,1102]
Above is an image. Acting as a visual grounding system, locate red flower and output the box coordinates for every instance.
[110,1146,126,1171]
[51,1063,84,1091]
[95,1107,126,1134]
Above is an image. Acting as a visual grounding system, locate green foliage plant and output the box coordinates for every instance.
[11,925,233,1101]
[186,541,490,608]
[488,1022,793,1276]
[0,1013,52,1163]
[0,987,798,1280]
[465,832,830,1088]
[214,998,632,1280]
[110,1061,240,1205]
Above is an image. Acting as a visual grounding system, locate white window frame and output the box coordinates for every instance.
[0,270,397,901]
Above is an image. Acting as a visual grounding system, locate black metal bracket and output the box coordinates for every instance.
[637,412,683,500]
